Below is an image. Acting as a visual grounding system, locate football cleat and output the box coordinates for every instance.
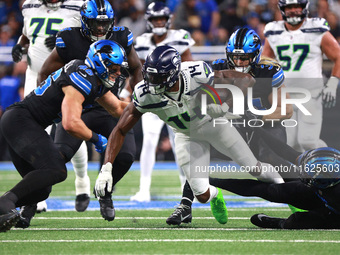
[166,204,192,225]
[130,191,151,202]
[99,197,115,221]
[250,213,285,229]
[0,209,20,232]
[75,194,90,212]
[15,204,37,229]
[210,188,228,224]
[36,200,47,213]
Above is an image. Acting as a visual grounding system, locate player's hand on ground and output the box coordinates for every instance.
[95,162,113,197]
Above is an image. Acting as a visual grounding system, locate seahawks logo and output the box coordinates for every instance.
[171,54,180,69]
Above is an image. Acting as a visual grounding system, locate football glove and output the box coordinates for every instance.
[44,34,57,51]
[211,58,229,71]
[90,132,107,153]
[322,76,339,108]
[95,162,113,197]
[11,44,23,63]
[206,102,241,119]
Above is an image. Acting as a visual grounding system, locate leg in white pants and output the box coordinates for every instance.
[72,141,90,196]
[167,125,186,189]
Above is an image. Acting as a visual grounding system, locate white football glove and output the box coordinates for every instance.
[322,76,339,108]
[95,162,113,197]
[206,102,241,119]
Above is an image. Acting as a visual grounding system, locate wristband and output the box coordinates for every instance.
[89,131,99,143]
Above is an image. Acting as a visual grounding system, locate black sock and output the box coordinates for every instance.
[181,181,194,207]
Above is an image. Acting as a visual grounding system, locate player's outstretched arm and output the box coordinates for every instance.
[97,91,129,118]
[104,103,142,165]
[38,48,65,84]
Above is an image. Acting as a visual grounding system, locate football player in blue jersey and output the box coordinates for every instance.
[210,127,340,229]
[0,40,128,232]
[35,0,142,223]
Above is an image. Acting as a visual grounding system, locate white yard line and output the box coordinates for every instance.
[2,239,340,243]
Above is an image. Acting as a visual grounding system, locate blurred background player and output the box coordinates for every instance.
[128,1,195,202]
[262,0,340,152]
[38,0,142,221]
[166,28,293,225]
[11,0,89,213]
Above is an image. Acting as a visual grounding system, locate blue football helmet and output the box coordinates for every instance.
[226,28,261,73]
[298,147,340,189]
[278,0,309,25]
[39,0,64,10]
[85,40,127,88]
[80,0,114,42]
[145,2,172,36]
[143,45,181,95]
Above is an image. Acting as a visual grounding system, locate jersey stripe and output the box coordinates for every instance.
[135,101,168,109]
[264,30,284,37]
[300,27,329,33]
[135,47,149,52]
[127,32,133,46]
[56,37,66,48]
[169,41,190,46]
[272,69,284,87]
[70,72,92,95]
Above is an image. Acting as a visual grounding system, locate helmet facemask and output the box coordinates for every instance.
[145,2,172,36]
[85,18,113,41]
[278,1,309,25]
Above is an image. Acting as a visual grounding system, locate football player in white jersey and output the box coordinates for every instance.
[128,1,195,202]
[262,0,340,152]
[95,45,285,224]
[11,0,90,213]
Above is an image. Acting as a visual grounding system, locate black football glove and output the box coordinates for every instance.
[211,58,229,71]
[44,34,57,51]
[11,44,23,63]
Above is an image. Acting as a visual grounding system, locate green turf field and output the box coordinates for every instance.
[1,167,340,254]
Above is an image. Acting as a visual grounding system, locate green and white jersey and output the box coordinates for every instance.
[133,61,214,134]
[264,18,330,90]
[22,0,84,73]
[134,29,195,61]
